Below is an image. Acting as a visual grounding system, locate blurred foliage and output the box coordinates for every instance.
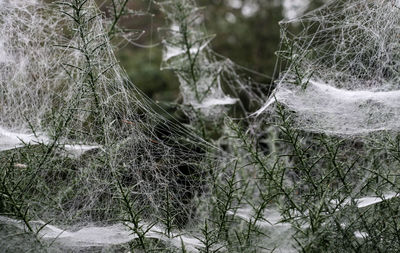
[198,0,283,83]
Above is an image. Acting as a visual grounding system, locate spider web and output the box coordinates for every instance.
[256,0,400,136]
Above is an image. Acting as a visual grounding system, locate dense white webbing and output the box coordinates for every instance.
[256,0,400,136]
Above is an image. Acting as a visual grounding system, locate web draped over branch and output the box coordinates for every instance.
[256,0,400,136]
[0,0,211,249]
[159,0,268,126]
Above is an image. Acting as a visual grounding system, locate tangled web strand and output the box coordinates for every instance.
[256,0,400,136]
[0,0,211,250]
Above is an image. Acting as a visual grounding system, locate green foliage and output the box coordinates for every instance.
[3,1,400,253]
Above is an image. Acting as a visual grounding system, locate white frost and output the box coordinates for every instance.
[163,37,213,61]
[192,97,239,109]
[355,193,397,208]
[0,126,48,151]
[331,192,398,209]
[227,207,295,252]
[255,80,400,135]
[0,216,205,252]
[63,144,101,157]
[0,126,100,157]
